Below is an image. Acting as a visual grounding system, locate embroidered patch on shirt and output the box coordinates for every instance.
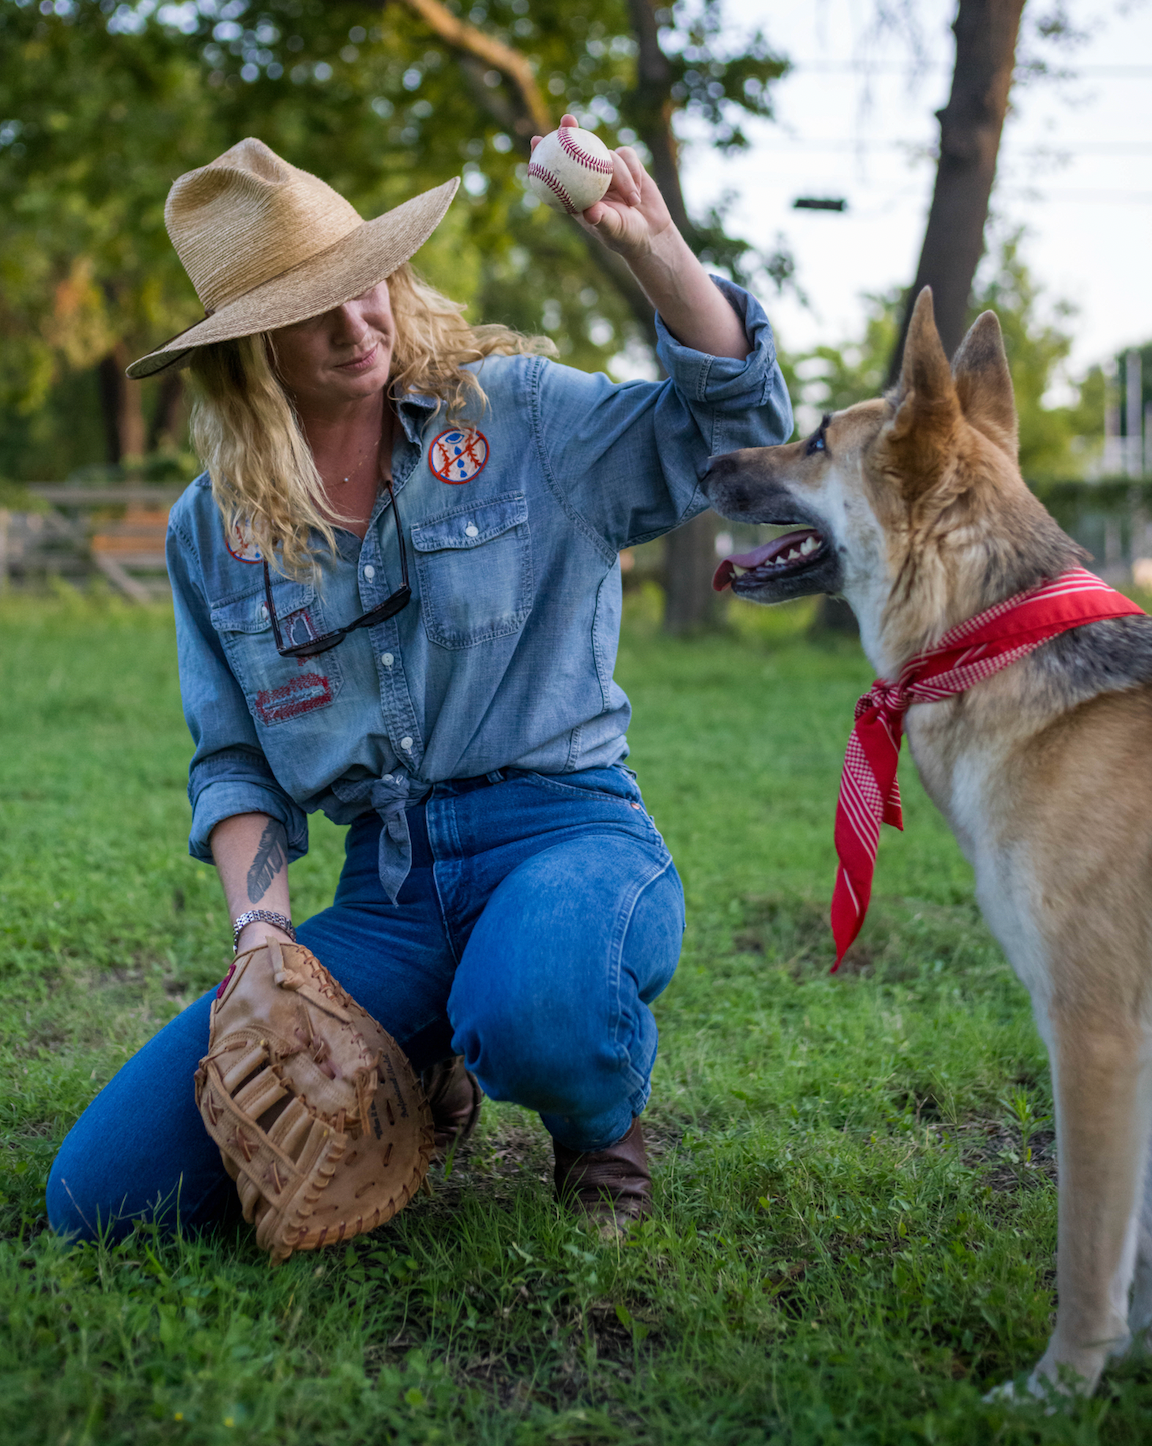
[429,427,490,484]
[255,671,334,726]
[225,521,262,563]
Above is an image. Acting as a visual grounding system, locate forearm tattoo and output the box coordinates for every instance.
[247,819,288,904]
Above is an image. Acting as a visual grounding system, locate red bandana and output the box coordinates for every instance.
[831,566,1145,969]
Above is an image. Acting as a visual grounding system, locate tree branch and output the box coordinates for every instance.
[395,0,551,136]
[626,0,693,242]
[393,0,656,339]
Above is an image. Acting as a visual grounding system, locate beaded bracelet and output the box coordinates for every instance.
[232,910,296,952]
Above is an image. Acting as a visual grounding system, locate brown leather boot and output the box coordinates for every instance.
[421,1055,483,1156]
[553,1117,652,1232]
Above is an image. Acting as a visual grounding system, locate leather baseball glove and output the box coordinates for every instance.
[195,938,434,1263]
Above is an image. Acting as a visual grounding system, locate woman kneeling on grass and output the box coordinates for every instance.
[47,128,791,1242]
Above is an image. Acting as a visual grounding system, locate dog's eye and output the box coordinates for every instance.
[805,415,831,456]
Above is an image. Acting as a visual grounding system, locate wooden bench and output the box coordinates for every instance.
[0,486,184,602]
[90,505,173,604]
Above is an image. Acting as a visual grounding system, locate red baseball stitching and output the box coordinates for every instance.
[527,161,576,214]
[557,128,613,174]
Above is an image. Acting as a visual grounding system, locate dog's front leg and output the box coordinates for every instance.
[1032,1018,1152,1395]
[1126,1112,1152,1346]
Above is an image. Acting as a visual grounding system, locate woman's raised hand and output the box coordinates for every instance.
[529,115,672,259]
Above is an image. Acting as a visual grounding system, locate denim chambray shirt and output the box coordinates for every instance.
[166,279,792,898]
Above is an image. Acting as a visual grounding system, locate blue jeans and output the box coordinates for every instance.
[47,767,684,1242]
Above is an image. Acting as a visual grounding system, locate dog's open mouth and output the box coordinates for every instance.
[712,528,827,593]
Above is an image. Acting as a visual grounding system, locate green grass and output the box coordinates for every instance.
[2,585,1150,1444]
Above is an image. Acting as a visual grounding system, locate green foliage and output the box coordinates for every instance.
[791,287,903,423]
[3,592,1152,1441]
[786,234,1105,478]
[973,230,1102,480]
[0,0,790,480]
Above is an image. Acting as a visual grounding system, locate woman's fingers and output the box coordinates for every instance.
[616,145,645,193]
[607,148,642,207]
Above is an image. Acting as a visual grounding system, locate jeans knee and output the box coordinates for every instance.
[450,847,683,1120]
[451,989,649,1122]
[46,1142,98,1242]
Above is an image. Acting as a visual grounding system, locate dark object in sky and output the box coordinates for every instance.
[792,197,847,211]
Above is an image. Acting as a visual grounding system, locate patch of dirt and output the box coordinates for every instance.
[927,1118,1058,1193]
[406,1109,685,1225]
[404,1117,552,1221]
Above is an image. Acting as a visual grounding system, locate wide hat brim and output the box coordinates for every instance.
[126,177,460,380]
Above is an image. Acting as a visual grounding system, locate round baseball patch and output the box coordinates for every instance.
[226,521,263,563]
[429,428,490,485]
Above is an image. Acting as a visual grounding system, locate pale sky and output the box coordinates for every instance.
[677,0,1152,381]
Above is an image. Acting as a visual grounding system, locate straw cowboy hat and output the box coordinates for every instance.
[126,138,459,379]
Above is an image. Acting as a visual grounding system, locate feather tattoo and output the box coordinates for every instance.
[247,819,288,904]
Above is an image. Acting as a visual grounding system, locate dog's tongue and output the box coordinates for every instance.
[712,529,819,591]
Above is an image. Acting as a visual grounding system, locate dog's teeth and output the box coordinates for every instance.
[730,564,747,577]
[800,536,817,555]
[786,549,800,561]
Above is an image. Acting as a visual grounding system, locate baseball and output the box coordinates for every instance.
[526,126,614,216]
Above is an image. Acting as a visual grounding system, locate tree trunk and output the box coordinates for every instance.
[663,511,721,634]
[147,370,185,452]
[886,0,1025,384]
[627,0,723,632]
[97,341,146,467]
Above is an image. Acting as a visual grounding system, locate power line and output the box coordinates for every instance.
[729,177,1152,207]
[786,61,1152,77]
[1000,188,1152,204]
[765,138,1152,155]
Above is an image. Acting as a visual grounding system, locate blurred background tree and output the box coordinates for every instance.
[0,0,1117,619]
[0,0,792,626]
[793,229,1104,482]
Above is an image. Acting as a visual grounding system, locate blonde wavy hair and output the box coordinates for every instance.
[189,263,554,578]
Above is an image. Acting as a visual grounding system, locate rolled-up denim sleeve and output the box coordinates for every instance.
[533,277,792,551]
[166,519,309,865]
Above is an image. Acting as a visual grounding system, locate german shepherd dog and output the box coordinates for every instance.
[703,288,1152,1396]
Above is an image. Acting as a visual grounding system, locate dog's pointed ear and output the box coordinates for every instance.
[951,310,1018,457]
[884,288,959,495]
[891,288,954,419]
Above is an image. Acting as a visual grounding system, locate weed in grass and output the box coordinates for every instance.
[2,593,1151,1443]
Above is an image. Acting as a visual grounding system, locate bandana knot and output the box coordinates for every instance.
[829,567,1145,969]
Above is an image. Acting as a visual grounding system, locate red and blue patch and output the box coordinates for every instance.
[429,427,489,485]
[225,521,263,563]
[255,671,334,726]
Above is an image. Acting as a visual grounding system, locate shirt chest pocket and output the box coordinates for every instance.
[411,492,533,650]
[210,579,344,728]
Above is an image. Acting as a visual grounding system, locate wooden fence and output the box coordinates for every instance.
[4,478,1152,605]
[0,486,182,602]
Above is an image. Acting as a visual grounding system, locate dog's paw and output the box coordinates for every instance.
[983,1367,1087,1415]
[982,1377,1020,1405]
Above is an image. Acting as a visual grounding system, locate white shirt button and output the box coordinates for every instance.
[400,736,413,751]
[363,564,375,580]
[380,652,394,667]
[260,604,269,618]
[464,524,479,538]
